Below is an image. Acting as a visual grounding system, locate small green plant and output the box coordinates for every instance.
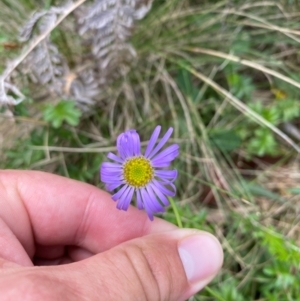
[43,100,82,128]
[206,278,246,301]
[254,228,300,299]
[235,98,300,157]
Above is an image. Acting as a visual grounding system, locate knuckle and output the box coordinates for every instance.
[115,242,177,301]
[122,244,161,301]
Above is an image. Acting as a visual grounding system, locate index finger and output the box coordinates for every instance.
[0,170,176,258]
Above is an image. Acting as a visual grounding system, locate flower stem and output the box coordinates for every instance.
[169,197,183,228]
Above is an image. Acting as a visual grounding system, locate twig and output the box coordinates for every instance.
[187,47,300,90]
[29,145,117,153]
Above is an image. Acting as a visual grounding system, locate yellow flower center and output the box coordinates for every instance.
[123,156,154,188]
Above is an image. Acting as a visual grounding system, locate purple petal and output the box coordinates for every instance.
[144,203,154,221]
[100,164,123,176]
[152,179,176,197]
[112,184,129,201]
[156,177,177,186]
[117,129,141,159]
[107,152,124,164]
[136,189,144,210]
[149,183,170,206]
[156,179,177,192]
[154,170,178,182]
[148,127,174,159]
[117,186,134,210]
[129,130,141,156]
[151,144,179,165]
[117,133,127,160]
[140,188,155,220]
[101,174,124,183]
[101,164,123,176]
[123,132,134,157]
[144,125,161,158]
[101,169,122,176]
[101,162,122,169]
[106,182,124,192]
[146,185,165,213]
[141,187,164,214]
[151,160,172,168]
[141,187,158,213]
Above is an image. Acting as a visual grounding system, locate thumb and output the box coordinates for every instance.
[68,229,223,301]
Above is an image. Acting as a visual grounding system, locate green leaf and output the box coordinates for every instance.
[176,69,199,102]
[276,99,300,122]
[249,102,280,124]
[42,100,82,128]
[261,106,280,124]
[230,32,251,55]
[245,183,283,202]
[287,187,300,195]
[210,130,241,152]
[226,72,254,100]
[247,128,278,156]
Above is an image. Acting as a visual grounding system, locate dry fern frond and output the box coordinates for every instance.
[66,69,100,108]
[20,3,74,41]
[20,5,72,89]
[25,41,67,88]
[1,0,152,108]
[78,0,153,70]
[19,11,49,42]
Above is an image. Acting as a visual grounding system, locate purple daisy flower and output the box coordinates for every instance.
[100,125,179,220]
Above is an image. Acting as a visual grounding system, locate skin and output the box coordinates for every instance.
[0,170,223,301]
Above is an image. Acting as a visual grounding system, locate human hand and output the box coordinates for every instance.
[0,170,223,301]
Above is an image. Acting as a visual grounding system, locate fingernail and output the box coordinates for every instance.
[178,233,223,284]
